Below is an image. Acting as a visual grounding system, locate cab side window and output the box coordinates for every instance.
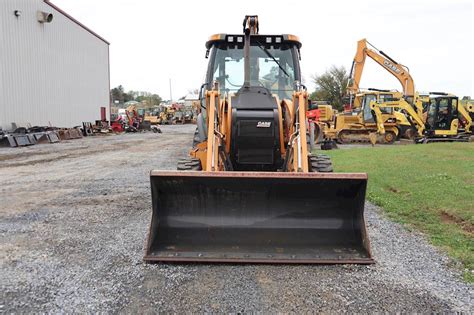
[363,95,376,122]
[451,98,458,117]
[436,98,449,128]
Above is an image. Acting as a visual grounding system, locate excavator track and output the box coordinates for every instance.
[337,129,396,144]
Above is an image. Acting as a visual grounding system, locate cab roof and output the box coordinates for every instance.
[205,33,302,49]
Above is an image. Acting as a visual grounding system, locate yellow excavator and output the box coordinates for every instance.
[371,93,472,143]
[461,97,474,130]
[345,39,423,140]
[144,16,373,264]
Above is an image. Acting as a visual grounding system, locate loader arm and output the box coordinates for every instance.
[369,102,386,135]
[291,89,310,172]
[348,39,415,100]
[204,88,221,171]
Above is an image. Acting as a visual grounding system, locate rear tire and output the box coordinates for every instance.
[308,154,333,172]
[177,157,202,171]
[405,128,416,140]
[192,127,200,148]
[308,122,315,151]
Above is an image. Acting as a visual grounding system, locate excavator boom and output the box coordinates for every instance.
[348,39,415,100]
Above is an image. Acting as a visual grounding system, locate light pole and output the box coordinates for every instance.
[169,78,173,103]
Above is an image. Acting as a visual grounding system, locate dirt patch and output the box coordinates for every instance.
[385,187,411,196]
[440,211,474,235]
[387,187,400,193]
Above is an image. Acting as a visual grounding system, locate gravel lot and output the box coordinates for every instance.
[1,124,472,312]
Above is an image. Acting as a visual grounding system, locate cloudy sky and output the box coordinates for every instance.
[54,0,473,100]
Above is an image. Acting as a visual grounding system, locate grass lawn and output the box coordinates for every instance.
[321,142,474,283]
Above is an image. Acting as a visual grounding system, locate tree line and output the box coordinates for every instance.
[111,67,349,110]
[310,65,349,111]
[110,85,162,107]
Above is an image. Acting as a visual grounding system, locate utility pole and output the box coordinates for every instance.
[169,78,172,103]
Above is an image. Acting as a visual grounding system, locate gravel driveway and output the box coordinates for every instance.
[1,124,472,312]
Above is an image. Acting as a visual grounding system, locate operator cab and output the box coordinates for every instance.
[425,95,459,133]
[199,30,302,171]
[360,92,395,123]
[204,33,301,100]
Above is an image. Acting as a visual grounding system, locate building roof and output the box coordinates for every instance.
[185,93,199,100]
[44,0,110,45]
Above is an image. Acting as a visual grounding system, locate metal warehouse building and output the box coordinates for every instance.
[0,0,110,131]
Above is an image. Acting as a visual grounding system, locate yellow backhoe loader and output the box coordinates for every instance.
[371,93,472,143]
[144,16,373,264]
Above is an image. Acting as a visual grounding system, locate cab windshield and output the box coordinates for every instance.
[210,43,297,100]
[361,94,393,122]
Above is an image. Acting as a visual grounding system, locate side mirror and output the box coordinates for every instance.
[199,83,208,110]
[198,83,207,101]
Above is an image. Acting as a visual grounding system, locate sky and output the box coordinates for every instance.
[53,0,473,100]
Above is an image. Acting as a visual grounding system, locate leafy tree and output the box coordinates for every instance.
[110,86,162,108]
[136,93,162,107]
[110,85,125,104]
[311,65,349,110]
[110,85,134,105]
[150,94,162,106]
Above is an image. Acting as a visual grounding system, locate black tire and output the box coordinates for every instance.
[383,131,396,144]
[321,140,337,150]
[308,154,333,172]
[405,128,416,140]
[192,127,200,148]
[177,157,202,171]
[313,123,323,144]
[308,122,315,152]
[396,127,402,141]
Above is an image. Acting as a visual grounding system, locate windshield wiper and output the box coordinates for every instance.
[255,41,290,78]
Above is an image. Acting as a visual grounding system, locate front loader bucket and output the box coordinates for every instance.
[145,171,373,264]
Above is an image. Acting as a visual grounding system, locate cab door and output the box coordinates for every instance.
[426,97,458,133]
[362,94,377,123]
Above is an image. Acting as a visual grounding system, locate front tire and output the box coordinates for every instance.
[383,131,396,144]
[308,154,333,172]
[192,127,200,148]
[177,157,202,171]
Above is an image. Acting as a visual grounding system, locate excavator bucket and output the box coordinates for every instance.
[145,171,373,264]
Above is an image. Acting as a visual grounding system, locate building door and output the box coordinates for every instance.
[100,107,106,121]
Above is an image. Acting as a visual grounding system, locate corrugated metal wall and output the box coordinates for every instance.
[0,0,109,130]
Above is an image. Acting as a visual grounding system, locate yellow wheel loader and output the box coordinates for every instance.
[144,16,373,264]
